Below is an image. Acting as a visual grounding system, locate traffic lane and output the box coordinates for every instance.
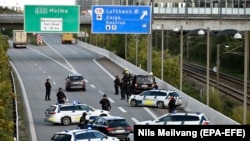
[36,36,154,125]
[8,47,78,141]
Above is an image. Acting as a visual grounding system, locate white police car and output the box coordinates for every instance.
[44,102,111,126]
[136,112,210,125]
[128,89,182,109]
[51,129,120,141]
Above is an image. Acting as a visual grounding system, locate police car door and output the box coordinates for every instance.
[142,91,156,106]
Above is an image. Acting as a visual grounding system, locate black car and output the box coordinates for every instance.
[130,74,156,94]
[89,116,132,140]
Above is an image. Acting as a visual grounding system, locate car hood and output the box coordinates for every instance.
[136,120,155,125]
[88,109,110,115]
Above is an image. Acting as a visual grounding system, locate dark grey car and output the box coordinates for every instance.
[65,74,86,91]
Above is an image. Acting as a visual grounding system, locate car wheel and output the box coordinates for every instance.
[61,117,71,126]
[83,87,86,91]
[157,101,164,109]
[130,100,137,107]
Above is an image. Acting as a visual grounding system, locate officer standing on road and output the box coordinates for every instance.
[168,96,176,113]
[114,75,120,95]
[45,78,51,101]
[99,94,111,111]
[120,79,126,100]
[78,112,88,129]
[56,87,66,104]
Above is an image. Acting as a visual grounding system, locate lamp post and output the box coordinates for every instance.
[243,30,249,124]
[161,24,164,80]
[198,28,210,106]
[173,26,183,91]
[206,28,210,106]
[135,35,138,66]
[180,26,183,91]
[216,44,229,95]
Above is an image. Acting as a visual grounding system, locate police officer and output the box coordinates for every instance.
[45,78,51,101]
[78,112,88,129]
[114,75,120,95]
[99,94,111,111]
[56,87,66,104]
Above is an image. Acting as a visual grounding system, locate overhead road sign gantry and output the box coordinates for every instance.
[24,5,80,33]
[92,5,151,34]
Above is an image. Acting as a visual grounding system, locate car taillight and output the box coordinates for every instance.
[107,127,115,131]
[126,126,132,131]
[49,111,56,115]
[203,121,210,125]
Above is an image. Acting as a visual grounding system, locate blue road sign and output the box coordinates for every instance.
[91,5,151,34]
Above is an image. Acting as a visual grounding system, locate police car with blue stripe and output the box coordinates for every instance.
[128,89,182,109]
[136,112,210,125]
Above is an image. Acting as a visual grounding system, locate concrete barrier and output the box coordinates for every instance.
[78,41,240,125]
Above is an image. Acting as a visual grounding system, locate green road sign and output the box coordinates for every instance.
[24,5,80,33]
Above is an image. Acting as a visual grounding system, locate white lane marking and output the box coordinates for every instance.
[35,63,37,66]
[53,81,56,85]
[99,90,104,95]
[143,107,158,119]
[43,71,46,74]
[39,67,41,70]
[131,117,139,124]
[93,58,115,79]
[9,61,37,141]
[108,98,115,103]
[90,84,95,88]
[28,47,77,74]
[118,107,127,113]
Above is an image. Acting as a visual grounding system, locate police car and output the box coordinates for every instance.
[128,89,182,109]
[51,129,120,141]
[44,102,111,126]
[136,112,210,125]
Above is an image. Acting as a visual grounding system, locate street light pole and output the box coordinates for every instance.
[180,25,183,91]
[243,30,249,124]
[206,27,210,106]
[161,24,164,80]
[216,44,220,95]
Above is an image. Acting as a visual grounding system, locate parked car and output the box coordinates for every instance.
[130,74,155,94]
[65,73,86,91]
[51,129,120,141]
[44,102,110,126]
[128,89,182,109]
[136,112,210,125]
[89,116,132,140]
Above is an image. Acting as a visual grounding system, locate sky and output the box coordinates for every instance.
[1,0,74,9]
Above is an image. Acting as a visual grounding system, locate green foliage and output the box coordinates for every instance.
[231,106,250,124]
[0,34,9,51]
[209,89,223,112]
[0,33,15,141]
